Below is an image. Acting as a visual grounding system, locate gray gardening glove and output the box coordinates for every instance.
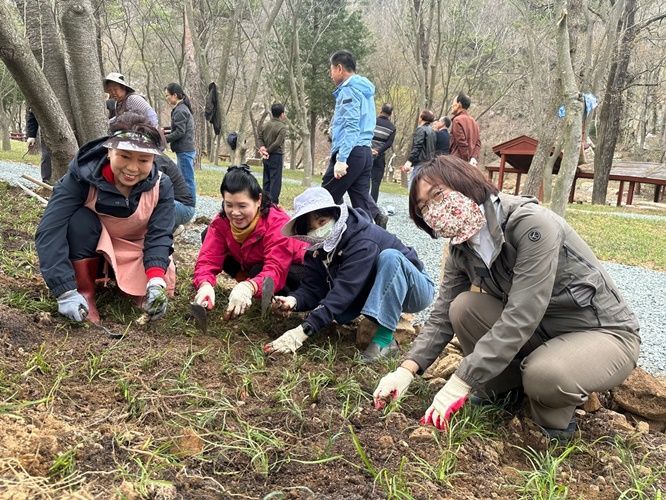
[144,277,168,320]
[57,290,88,322]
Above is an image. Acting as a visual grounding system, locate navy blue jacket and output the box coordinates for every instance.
[291,207,423,333]
[35,137,175,297]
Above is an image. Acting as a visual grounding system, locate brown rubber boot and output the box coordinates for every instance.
[72,257,101,324]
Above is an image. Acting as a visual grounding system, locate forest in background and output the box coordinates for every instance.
[1,0,665,212]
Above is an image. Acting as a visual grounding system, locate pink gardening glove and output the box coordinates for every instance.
[421,374,470,430]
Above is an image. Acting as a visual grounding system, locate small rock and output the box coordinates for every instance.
[561,471,569,481]
[399,440,409,448]
[575,409,586,417]
[596,475,607,486]
[605,410,635,433]
[509,416,523,433]
[409,427,435,442]
[612,368,666,421]
[636,421,650,434]
[174,427,204,457]
[384,412,410,432]
[589,485,599,493]
[378,435,395,449]
[582,392,603,413]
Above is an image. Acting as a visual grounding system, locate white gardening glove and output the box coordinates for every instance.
[195,282,215,310]
[334,161,348,179]
[225,280,254,320]
[144,277,168,320]
[272,295,297,312]
[26,137,36,148]
[469,158,478,167]
[373,366,414,410]
[421,374,471,430]
[400,160,413,173]
[57,290,88,322]
[264,324,309,354]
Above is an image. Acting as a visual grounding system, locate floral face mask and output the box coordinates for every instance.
[421,190,486,244]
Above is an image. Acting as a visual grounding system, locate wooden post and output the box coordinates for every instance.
[655,185,662,203]
[514,172,522,195]
[617,180,625,207]
[497,154,506,191]
[627,182,636,205]
[569,176,577,203]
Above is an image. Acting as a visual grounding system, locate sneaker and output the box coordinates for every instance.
[538,419,577,443]
[374,210,389,229]
[360,339,399,363]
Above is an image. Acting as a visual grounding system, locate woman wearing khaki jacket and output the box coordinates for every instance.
[373,156,640,441]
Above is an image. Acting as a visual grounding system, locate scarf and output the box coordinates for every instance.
[230,211,261,244]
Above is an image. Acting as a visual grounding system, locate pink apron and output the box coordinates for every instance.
[84,172,176,298]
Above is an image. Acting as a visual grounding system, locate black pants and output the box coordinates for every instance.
[39,132,52,183]
[322,146,379,219]
[370,154,386,203]
[262,153,283,205]
[67,207,102,259]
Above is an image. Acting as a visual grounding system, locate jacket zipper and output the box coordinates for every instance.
[564,245,602,327]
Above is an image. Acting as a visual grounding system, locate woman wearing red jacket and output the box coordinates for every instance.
[192,165,308,319]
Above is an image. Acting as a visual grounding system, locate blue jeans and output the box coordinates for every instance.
[176,151,197,203]
[359,249,435,331]
[174,201,195,229]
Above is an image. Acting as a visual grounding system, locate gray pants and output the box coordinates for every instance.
[450,292,640,429]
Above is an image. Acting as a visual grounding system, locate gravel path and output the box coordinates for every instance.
[2,159,665,375]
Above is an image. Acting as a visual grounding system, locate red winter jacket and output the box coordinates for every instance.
[193,207,308,297]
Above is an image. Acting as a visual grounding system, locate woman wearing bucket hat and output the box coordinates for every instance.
[264,187,435,362]
[36,112,176,325]
[192,165,308,320]
[372,156,640,441]
[104,72,159,128]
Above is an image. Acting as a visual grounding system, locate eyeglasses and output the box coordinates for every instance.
[416,188,449,218]
[227,164,252,174]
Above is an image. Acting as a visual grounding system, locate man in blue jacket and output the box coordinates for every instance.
[323,51,385,227]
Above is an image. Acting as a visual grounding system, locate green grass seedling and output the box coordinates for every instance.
[612,435,666,499]
[23,343,51,376]
[48,448,77,479]
[512,441,583,500]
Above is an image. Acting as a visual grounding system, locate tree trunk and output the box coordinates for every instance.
[0,2,77,178]
[523,132,555,196]
[591,0,637,204]
[18,0,77,131]
[183,1,206,169]
[233,0,285,165]
[0,100,10,151]
[59,0,108,145]
[551,6,584,216]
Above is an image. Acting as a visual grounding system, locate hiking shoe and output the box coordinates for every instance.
[538,419,577,443]
[374,210,389,229]
[360,339,399,363]
[469,388,524,408]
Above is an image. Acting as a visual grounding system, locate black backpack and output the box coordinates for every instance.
[226,132,238,151]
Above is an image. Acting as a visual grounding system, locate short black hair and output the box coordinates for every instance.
[271,102,284,118]
[293,207,340,235]
[456,93,471,109]
[381,103,393,116]
[330,50,356,72]
[442,116,451,128]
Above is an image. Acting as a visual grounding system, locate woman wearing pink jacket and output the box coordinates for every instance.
[193,165,308,320]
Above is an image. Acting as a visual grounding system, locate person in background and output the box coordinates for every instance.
[104,72,158,128]
[373,156,640,441]
[155,155,195,232]
[370,103,396,203]
[323,50,386,228]
[401,109,436,179]
[257,102,288,205]
[164,83,197,206]
[449,93,481,167]
[35,112,176,325]
[25,107,52,184]
[193,166,308,320]
[433,116,451,156]
[265,187,435,362]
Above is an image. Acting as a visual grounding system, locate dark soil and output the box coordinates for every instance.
[1,183,664,499]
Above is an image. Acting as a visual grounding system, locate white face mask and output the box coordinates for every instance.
[307,219,335,239]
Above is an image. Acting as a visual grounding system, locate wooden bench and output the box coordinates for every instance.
[10,132,26,141]
[485,165,527,195]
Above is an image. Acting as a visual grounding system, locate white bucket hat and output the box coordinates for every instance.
[103,72,135,93]
[281,187,341,237]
